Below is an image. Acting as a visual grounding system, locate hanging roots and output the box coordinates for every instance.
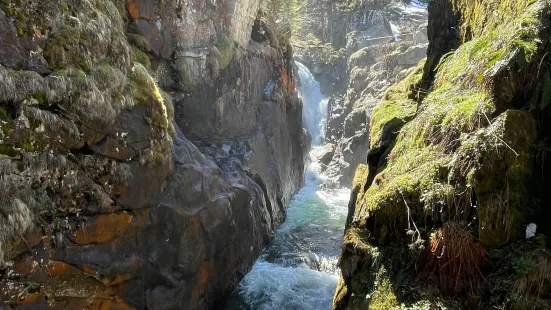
[423,222,484,295]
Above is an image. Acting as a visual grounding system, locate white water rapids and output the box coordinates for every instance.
[223,63,350,310]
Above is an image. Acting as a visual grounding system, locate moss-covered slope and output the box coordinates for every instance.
[334,0,551,309]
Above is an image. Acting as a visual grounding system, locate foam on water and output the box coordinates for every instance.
[236,261,338,310]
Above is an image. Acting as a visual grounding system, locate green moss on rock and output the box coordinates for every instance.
[129,63,169,131]
[131,46,152,70]
[215,36,236,70]
[369,60,425,149]
[336,0,551,308]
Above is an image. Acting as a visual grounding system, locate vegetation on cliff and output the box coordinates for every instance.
[335,0,551,308]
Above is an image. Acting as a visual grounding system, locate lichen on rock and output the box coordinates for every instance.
[0,0,306,308]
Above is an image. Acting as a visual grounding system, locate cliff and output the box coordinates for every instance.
[321,2,428,188]
[334,0,551,308]
[0,0,306,309]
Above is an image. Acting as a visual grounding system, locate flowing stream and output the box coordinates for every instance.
[222,63,350,310]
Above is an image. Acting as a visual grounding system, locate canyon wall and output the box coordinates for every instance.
[0,0,306,309]
[334,0,551,308]
[296,1,428,188]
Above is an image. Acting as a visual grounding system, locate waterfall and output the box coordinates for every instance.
[223,61,350,310]
[296,62,328,146]
[389,21,401,41]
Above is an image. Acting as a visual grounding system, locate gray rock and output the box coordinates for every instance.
[310,143,336,167]
[0,1,305,309]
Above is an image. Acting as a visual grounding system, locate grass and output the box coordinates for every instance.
[451,0,541,40]
[423,222,484,295]
[356,0,545,243]
[508,247,551,309]
[369,59,425,149]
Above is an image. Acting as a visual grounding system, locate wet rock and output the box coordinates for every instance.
[325,130,369,187]
[310,143,335,167]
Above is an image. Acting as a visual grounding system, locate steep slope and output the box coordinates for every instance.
[295,0,429,188]
[0,0,306,309]
[334,0,551,308]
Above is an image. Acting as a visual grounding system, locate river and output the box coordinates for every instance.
[222,63,350,310]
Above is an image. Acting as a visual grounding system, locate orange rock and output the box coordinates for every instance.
[101,273,133,286]
[19,292,41,305]
[74,212,133,245]
[282,67,289,91]
[48,261,73,276]
[48,297,135,310]
[96,298,135,310]
[14,253,40,276]
[0,280,41,306]
[191,260,215,305]
[288,78,296,93]
[81,264,100,275]
[127,0,140,20]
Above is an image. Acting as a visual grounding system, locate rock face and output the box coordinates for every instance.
[310,143,335,170]
[334,0,551,309]
[0,0,305,309]
[322,3,428,188]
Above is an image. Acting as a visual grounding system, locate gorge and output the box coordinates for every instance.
[2,0,551,309]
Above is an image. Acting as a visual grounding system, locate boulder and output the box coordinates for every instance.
[310,143,336,167]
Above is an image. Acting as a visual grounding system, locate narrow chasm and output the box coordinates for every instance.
[2,0,551,310]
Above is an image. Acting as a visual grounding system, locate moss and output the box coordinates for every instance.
[339,1,551,308]
[60,3,69,13]
[131,46,151,70]
[451,0,540,40]
[141,135,173,166]
[332,278,348,309]
[40,0,130,72]
[129,64,169,131]
[369,276,400,310]
[450,110,537,246]
[436,1,544,92]
[352,164,368,190]
[369,60,425,148]
[31,92,48,106]
[0,0,11,15]
[343,227,372,253]
[358,0,546,239]
[215,36,236,70]
[174,58,197,90]
[0,107,10,121]
[15,11,28,36]
[410,84,494,152]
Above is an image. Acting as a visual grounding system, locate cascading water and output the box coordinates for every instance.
[223,63,350,310]
[296,62,329,146]
[389,21,401,41]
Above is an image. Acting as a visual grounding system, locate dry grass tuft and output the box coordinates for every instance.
[423,222,484,296]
